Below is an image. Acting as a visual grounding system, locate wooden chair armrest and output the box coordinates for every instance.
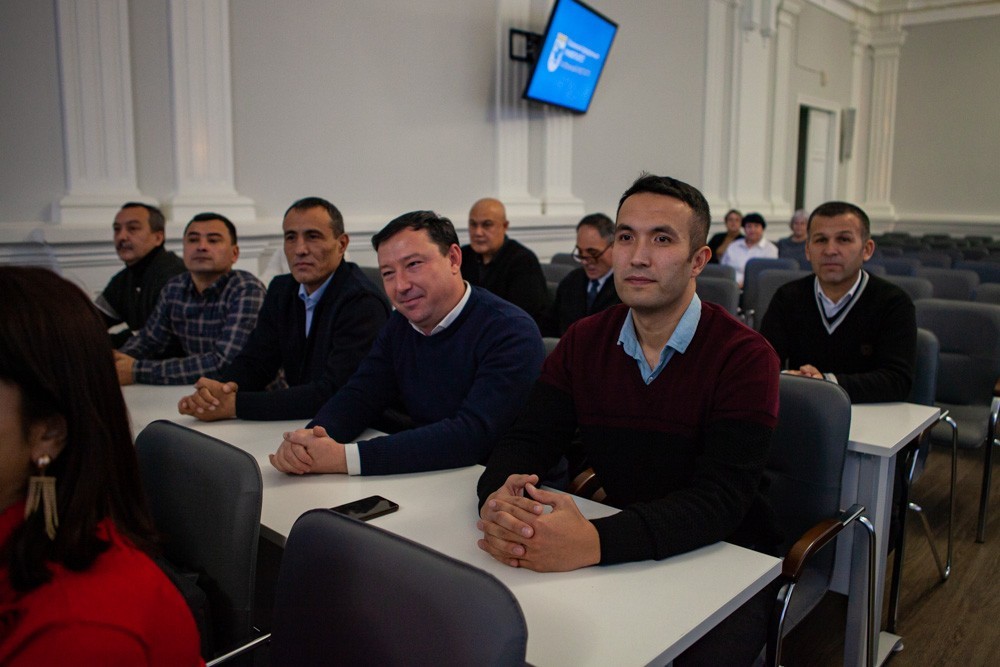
[781,504,867,582]
[567,467,607,503]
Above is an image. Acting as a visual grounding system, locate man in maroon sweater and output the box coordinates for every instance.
[477,174,781,666]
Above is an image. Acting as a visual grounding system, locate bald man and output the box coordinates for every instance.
[461,197,549,319]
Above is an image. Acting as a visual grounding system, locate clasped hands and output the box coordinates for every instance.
[476,473,600,572]
[783,363,823,379]
[177,377,238,421]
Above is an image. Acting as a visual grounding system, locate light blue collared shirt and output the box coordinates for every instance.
[298,272,335,337]
[617,293,702,384]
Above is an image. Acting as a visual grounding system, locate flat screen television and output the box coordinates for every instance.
[523,0,618,114]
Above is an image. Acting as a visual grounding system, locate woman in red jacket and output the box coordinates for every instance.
[0,266,202,666]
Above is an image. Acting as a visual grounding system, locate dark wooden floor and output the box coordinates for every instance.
[783,445,1000,666]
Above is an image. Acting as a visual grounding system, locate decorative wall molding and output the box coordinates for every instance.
[701,0,735,217]
[844,25,873,202]
[541,110,585,215]
[166,0,254,222]
[768,0,801,215]
[54,0,145,224]
[495,0,543,216]
[862,19,906,220]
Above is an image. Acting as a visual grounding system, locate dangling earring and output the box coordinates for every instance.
[25,455,59,540]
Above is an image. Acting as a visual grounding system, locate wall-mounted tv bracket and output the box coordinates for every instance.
[509,28,542,63]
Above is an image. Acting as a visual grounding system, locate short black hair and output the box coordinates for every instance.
[616,173,711,252]
[284,197,345,236]
[808,201,871,241]
[184,212,238,244]
[742,212,766,229]
[119,202,166,235]
[371,210,460,256]
[576,213,615,242]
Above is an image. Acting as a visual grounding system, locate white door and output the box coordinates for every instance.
[802,107,837,212]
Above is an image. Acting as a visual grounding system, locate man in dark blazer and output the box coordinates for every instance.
[539,213,620,337]
[177,197,390,421]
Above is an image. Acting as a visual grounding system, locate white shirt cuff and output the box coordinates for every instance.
[344,443,362,476]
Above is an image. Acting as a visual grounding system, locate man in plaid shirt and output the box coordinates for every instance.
[115,212,265,385]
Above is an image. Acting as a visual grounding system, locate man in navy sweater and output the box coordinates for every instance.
[269,210,545,476]
[477,174,781,665]
[177,197,390,421]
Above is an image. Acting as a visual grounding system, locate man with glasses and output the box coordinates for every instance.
[539,213,620,336]
[461,197,549,319]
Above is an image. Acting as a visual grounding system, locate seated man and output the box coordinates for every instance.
[760,201,916,403]
[476,174,781,665]
[721,212,778,286]
[775,208,808,265]
[96,202,185,348]
[115,213,265,386]
[461,197,549,319]
[177,197,390,421]
[538,212,620,337]
[269,210,545,476]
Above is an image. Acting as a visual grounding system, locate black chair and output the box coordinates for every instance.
[916,299,1000,542]
[880,257,921,276]
[541,262,575,283]
[865,263,888,277]
[695,275,740,317]
[884,275,934,302]
[751,268,810,331]
[764,374,877,667]
[359,265,388,299]
[910,250,952,269]
[886,328,956,632]
[551,252,577,265]
[975,283,1000,305]
[741,258,799,327]
[955,260,1000,285]
[915,267,979,301]
[135,420,263,660]
[268,509,527,666]
[700,262,737,281]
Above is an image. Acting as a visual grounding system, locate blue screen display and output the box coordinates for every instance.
[524,0,618,113]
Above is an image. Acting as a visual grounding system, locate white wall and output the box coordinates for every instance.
[892,14,1000,229]
[2,0,1000,294]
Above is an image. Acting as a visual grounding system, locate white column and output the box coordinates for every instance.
[767,0,800,216]
[54,0,145,224]
[495,0,542,217]
[701,0,735,217]
[166,0,254,222]
[540,110,584,216]
[732,2,777,215]
[864,21,906,221]
[844,26,872,203]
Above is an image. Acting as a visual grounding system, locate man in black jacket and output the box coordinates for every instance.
[96,202,185,348]
[178,197,389,421]
[461,197,549,319]
[539,212,620,336]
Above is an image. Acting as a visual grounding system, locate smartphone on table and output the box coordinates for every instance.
[330,495,399,521]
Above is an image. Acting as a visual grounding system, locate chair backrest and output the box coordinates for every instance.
[541,262,575,283]
[763,375,851,628]
[909,328,940,407]
[550,252,577,265]
[700,263,737,281]
[135,420,263,657]
[543,336,560,357]
[742,258,799,315]
[269,509,528,666]
[975,283,1000,305]
[880,257,921,276]
[911,250,952,269]
[695,275,740,316]
[914,267,979,301]
[752,269,810,330]
[864,262,888,277]
[883,275,934,302]
[955,260,1000,285]
[359,265,388,299]
[915,299,1000,406]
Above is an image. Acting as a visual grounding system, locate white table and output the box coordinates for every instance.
[123,385,781,666]
[838,402,941,667]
